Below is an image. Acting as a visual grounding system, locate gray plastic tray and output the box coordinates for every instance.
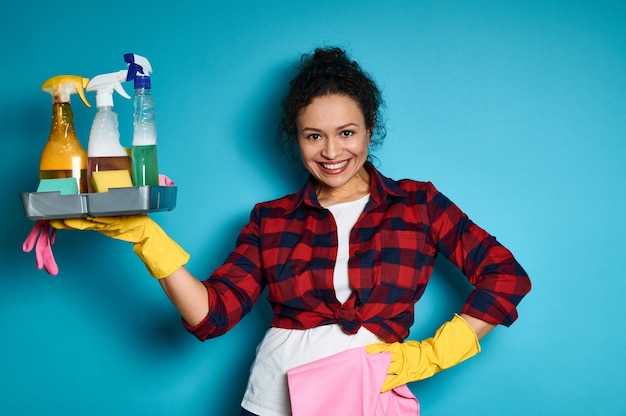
[21,186,177,220]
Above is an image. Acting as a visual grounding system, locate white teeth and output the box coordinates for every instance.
[322,160,348,170]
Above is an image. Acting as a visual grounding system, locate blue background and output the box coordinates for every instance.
[2,1,625,414]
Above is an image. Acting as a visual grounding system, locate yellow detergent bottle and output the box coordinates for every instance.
[40,75,91,193]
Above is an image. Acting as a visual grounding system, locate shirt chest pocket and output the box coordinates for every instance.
[375,228,432,296]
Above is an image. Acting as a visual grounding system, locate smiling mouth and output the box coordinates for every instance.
[320,160,349,170]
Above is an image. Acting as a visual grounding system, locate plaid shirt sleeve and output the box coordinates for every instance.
[183,207,266,340]
[425,182,531,326]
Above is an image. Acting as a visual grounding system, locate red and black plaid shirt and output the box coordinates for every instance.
[187,163,531,343]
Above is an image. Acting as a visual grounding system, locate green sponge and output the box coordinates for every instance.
[37,178,79,195]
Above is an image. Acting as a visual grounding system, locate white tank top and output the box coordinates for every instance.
[241,195,379,416]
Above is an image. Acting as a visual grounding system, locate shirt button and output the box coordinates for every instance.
[354,250,360,256]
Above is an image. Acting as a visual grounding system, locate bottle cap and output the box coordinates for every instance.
[134,75,151,89]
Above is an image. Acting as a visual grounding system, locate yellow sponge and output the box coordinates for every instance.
[92,170,133,192]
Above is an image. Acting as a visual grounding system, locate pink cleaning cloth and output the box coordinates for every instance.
[287,347,419,416]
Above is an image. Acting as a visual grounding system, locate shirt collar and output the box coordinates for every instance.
[285,162,407,215]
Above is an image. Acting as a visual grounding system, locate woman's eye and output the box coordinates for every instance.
[306,133,322,141]
[340,130,354,137]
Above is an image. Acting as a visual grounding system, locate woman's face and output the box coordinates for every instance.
[296,94,371,195]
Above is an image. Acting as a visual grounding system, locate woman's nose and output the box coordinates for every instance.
[321,137,340,159]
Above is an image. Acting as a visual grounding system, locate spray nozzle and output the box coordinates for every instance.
[124,53,153,89]
[86,70,131,108]
[42,75,91,107]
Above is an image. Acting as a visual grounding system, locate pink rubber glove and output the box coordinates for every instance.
[158,174,174,186]
[23,220,59,276]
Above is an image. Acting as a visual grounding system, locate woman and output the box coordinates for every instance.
[53,47,531,415]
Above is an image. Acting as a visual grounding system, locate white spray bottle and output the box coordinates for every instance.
[85,70,132,193]
[124,53,159,186]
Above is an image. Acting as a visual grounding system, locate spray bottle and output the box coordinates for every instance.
[85,70,132,192]
[124,53,159,186]
[40,75,91,193]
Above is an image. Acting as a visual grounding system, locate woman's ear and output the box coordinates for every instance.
[367,115,376,141]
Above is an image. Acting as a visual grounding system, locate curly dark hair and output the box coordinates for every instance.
[278,47,386,161]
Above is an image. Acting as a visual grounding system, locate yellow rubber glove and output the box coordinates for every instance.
[50,216,189,279]
[365,314,480,391]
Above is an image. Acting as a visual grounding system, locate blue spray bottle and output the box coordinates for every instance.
[124,53,159,186]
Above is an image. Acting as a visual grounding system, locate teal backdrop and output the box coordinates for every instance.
[2,1,625,414]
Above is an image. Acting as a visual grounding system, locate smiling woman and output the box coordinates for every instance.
[51,46,530,416]
[296,94,372,206]
[279,47,386,158]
